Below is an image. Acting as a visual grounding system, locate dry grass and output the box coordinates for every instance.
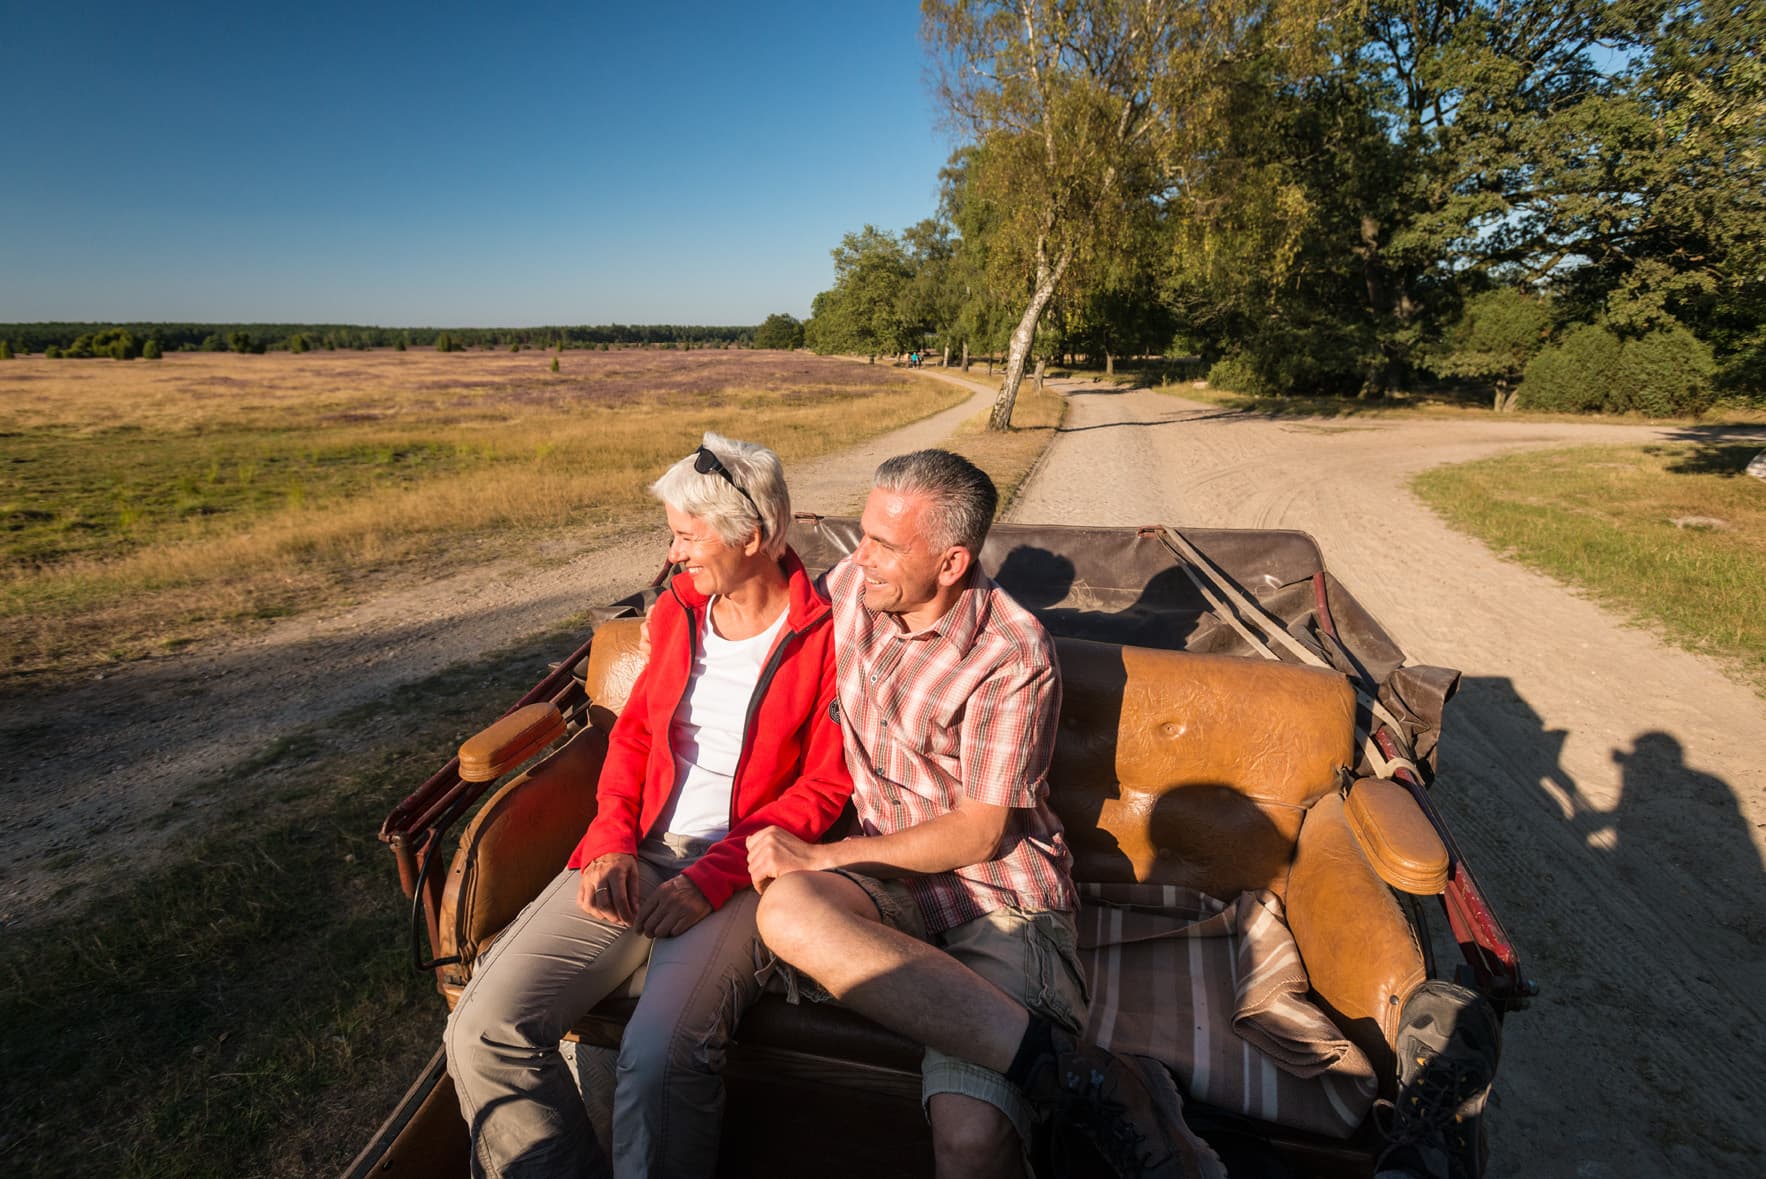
[1,350,964,679]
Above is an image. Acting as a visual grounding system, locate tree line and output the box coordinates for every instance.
[805,0,1763,425]
[0,322,776,359]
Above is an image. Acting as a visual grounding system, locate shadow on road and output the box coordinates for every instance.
[1447,676,1766,985]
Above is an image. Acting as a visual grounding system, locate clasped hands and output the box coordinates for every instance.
[576,853,711,937]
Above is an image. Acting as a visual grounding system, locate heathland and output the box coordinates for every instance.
[0,348,964,682]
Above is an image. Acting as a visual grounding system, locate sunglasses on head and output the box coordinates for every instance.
[692,446,766,538]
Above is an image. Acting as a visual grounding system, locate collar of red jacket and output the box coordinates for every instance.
[666,545,830,631]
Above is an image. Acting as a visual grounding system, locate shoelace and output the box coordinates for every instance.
[1059,1065,1162,1174]
[1377,1052,1484,1157]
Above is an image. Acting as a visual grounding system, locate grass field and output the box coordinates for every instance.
[1414,440,1766,691]
[0,349,964,680]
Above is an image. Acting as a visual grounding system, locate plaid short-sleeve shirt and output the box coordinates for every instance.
[824,557,1076,933]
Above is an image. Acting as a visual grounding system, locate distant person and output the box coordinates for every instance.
[444,433,852,1178]
[747,449,1222,1178]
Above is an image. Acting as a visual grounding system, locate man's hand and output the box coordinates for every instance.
[636,873,712,938]
[746,826,830,892]
[577,853,640,924]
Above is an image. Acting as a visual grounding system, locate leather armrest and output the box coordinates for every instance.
[1343,778,1448,895]
[458,703,566,783]
[1285,791,1426,1091]
[438,725,608,972]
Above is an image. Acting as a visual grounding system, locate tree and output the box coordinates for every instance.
[1424,289,1553,411]
[435,331,458,353]
[0,339,12,359]
[923,0,1328,428]
[142,338,163,360]
[752,313,806,350]
[804,226,916,360]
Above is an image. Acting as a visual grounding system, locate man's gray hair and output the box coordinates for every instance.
[873,449,997,554]
[650,431,790,557]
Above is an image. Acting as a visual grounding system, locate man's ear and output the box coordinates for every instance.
[935,545,974,588]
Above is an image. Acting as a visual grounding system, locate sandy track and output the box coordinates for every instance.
[1011,381,1766,1176]
[0,378,997,928]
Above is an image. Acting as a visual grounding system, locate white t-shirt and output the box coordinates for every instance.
[663,597,789,840]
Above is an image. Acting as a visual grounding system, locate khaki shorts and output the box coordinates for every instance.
[833,870,1090,1146]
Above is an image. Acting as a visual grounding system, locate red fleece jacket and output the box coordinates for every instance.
[567,548,853,909]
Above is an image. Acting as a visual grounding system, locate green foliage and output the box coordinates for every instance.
[1206,353,1273,396]
[1522,322,1717,416]
[1427,290,1553,384]
[45,345,62,359]
[804,226,916,357]
[752,313,805,350]
[434,331,457,353]
[143,338,163,360]
[395,337,407,351]
[1613,324,1717,416]
[550,355,560,373]
[0,339,12,359]
[1519,324,1622,412]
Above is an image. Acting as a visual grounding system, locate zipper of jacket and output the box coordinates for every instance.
[652,580,697,838]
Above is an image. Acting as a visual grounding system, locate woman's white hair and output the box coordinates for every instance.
[650,431,790,557]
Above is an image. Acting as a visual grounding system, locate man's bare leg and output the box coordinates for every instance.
[757,871,1029,1178]
[929,1093,1022,1179]
[755,870,1028,1075]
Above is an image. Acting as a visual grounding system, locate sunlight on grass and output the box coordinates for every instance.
[1414,442,1766,692]
[0,350,964,678]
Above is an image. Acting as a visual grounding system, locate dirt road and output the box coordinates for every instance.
[1011,380,1766,1177]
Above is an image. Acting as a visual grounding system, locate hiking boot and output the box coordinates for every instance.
[1375,980,1502,1179]
[1024,1028,1225,1179]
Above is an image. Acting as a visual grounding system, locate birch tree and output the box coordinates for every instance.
[923,0,1328,428]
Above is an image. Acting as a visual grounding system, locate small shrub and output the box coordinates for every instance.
[1613,325,1716,416]
[0,339,13,359]
[142,339,163,360]
[1519,324,1621,412]
[1206,352,1269,395]
[550,355,560,373]
[45,345,63,359]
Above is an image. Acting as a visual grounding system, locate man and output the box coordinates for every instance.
[748,450,1222,1179]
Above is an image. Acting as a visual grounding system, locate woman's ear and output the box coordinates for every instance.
[741,528,766,558]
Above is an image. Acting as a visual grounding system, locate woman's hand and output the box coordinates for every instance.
[577,853,640,924]
[636,873,712,938]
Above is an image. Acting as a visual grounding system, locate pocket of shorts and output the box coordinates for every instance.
[1028,913,1091,1031]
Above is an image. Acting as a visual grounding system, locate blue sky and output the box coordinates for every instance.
[0,1,953,326]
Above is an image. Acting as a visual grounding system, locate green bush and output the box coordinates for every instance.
[1206,352,1271,395]
[1520,322,1716,415]
[0,339,13,359]
[142,339,163,360]
[1613,325,1716,416]
[1519,324,1621,412]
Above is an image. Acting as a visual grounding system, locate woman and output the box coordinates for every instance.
[445,433,852,1178]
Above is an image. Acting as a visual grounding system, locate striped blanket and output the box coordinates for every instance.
[1075,881,1377,1138]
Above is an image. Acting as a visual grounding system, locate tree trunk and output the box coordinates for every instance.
[961,342,970,372]
[1035,359,1047,393]
[941,345,950,367]
[1493,378,1505,412]
[988,277,1060,431]
[1106,351,1115,377]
